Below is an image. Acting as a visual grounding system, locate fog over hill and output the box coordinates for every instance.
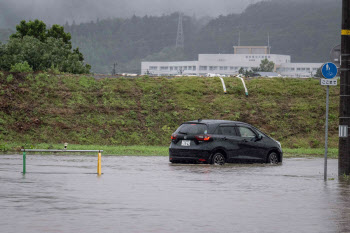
[0,0,341,74]
[1,0,335,29]
[0,0,265,28]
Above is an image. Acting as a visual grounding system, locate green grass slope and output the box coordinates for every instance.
[0,72,339,150]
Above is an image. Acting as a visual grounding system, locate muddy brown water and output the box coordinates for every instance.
[0,154,349,233]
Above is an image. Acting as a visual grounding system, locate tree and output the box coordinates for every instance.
[11,20,72,46]
[0,20,90,74]
[315,67,323,78]
[244,69,256,77]
[259,58,275,72]
[10,19,47,42]
[47,24,72,47]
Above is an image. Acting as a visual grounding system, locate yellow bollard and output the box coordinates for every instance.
[97,152,102,175]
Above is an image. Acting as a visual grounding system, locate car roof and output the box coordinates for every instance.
[184,119,250,126]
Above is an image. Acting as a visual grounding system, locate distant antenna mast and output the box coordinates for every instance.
[267,33,271,54]
[238,31,241,46]
[176,12,184,48]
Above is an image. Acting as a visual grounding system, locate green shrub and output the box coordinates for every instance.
[0,143,10,152]
[10,61,33,72]
[6,74,13,83]
[48,65,60,74]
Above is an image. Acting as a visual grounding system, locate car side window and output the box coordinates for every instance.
[255,129,265,138]
[217,126,237,136]
[237,127,256,138]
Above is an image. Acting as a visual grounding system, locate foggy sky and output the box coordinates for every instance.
[1,0,263,27]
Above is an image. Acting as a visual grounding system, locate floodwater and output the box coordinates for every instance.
[0,155,350,233]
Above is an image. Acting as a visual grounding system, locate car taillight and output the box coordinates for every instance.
[171,134,177,140]
[195,135,211,141]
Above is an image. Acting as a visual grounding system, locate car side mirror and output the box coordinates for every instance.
[256,135,263,141]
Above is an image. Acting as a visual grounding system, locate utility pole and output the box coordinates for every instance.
[339,0,350,176]
[238,31,241,46]
[267,33,271,54]
[112,62,117,75]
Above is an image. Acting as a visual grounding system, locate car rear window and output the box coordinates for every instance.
[176,124,208,135]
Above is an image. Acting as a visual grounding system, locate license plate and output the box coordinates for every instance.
[181,140,191,146]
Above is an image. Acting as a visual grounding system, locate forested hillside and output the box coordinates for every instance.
[0,29,12,43]
[65,14,202,73]
[190,0,341,63]
[0,0,341,74]
[63,0,341,74]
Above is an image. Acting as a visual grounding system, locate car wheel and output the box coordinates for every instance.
[267,152,279,164]
[212,153,225,165]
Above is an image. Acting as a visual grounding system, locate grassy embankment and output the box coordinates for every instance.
[0,72,340,157]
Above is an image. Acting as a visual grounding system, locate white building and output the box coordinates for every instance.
[141,46,323,78]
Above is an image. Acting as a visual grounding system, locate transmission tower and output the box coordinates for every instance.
[176,12,184,49]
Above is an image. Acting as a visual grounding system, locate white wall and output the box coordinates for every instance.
[141,54,322,78]
[278,63,323,77]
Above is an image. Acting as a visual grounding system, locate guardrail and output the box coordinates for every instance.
[21,149,103,175]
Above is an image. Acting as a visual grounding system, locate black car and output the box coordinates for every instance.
[169,119,282,165]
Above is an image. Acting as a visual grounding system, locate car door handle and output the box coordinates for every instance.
[223,137,227,141]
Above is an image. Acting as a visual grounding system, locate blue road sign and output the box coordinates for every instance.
[322,62,338,79]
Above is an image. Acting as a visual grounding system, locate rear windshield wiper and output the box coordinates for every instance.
[178,131,188,135]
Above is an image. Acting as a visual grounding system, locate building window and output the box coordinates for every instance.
[188,66,192,70]
[170,67,173,71]
[160,66,168,70]
[193,66,196,71]
[199,66,207,70]
[149,66,158,70]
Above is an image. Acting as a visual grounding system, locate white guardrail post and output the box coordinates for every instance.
[219,77,227,94]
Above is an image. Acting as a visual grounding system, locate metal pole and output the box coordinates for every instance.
[325,85,329,181]
[97,152,101,176]
[339,0,350,176]
[23,151,26,174]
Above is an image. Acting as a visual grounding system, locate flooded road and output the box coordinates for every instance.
[1,154,349,233]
